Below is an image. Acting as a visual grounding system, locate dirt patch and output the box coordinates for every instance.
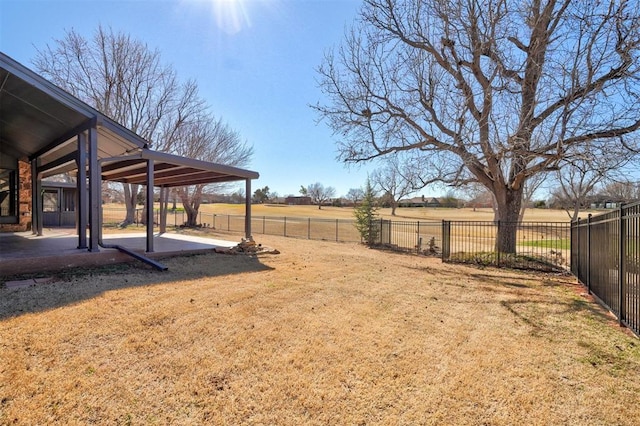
[1,234,638,425]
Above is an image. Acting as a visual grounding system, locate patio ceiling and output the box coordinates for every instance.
[0,52,146,175]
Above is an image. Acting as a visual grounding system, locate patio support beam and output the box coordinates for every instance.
[76,132,87,249]
[29,118,95,162]
[31,158,43,236]
[88,126,99,252]
[146,159,154,252]
[245,178,252,239]
[36,152,77,176]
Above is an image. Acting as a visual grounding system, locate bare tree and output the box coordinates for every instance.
[552,142,632,221]
[315,0,640,253]
[370,156,419,216]
[172,115,253,226]
[345,187,365,206]
[304,183,336,209]
[35,25,203,225]
[599,180,640,203]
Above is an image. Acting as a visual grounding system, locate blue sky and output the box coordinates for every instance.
[0,0,381,198]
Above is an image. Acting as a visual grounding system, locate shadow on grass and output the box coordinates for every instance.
[442,269,619,333]
[498,296,626,341]
[473,272,619,331]
[0,251,274,320]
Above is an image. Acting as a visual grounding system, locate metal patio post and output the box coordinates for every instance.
[87,126,99,252]
[245,179,252,239]
[31,158,43,236]
[146,159,154,253]
[77,132,87,249]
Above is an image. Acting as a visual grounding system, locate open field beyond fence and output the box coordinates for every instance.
[102,203,582,222]
[1,234,639,424]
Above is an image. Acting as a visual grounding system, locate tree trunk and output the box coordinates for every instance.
[184,204,198,227]
[179,185,203,227]
[493,186,524,254]
[570,206,580,222]
[391,203,397,216]
[122,183,139,225]
[179,189,198,227]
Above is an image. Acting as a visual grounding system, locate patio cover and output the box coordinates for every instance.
[100,149,258,187]
[0,51,258,255]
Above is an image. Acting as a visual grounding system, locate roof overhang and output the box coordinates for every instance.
[0,52,146,173]
[1,51,258,186]
[100,149,259,187]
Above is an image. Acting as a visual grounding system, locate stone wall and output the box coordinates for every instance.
[0,158,32,232]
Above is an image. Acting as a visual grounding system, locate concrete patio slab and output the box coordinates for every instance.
[0,230,239,278]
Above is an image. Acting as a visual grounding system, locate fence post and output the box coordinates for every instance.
[284,217,287,237]
[227,214,230,231]
[574,217,580,279]
[442,220,451,260]
[496,220,501,267]
[336,219,339,242]
[619,205,626,327]
[417,221,420,254]
[586,214,591,294]
[262,216,265,234]
[308,218,311,239]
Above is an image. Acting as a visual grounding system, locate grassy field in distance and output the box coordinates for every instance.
[102,202,600,224]
[194,203,587,222]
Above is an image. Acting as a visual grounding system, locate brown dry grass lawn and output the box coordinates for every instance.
[1,234,639,425]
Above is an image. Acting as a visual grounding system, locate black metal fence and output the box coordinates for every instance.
[441,221,570,270]
[102,208,570,270]
[102,208,363,243]
[571,203,640,337]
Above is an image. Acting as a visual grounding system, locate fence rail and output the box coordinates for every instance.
[571,203,640,337]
